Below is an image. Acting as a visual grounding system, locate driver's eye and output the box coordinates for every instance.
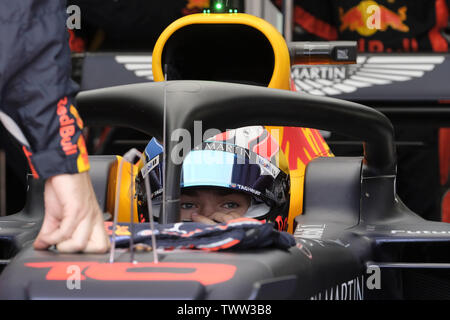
[181,202,196,210]
[222,202,239,209]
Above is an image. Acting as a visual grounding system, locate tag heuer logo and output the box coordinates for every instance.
[291,55,445,96]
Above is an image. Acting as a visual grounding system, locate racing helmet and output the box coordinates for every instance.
[135,126,291,231]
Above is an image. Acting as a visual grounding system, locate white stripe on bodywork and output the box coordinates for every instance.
[361,64,436,71]
[366,56,445,64]
[360,67,424,77]
[342,79,372,88]
[356,71,410,81]
[115,56,153,63]
[333,83,357,93]
[135,70,154,77]
[322,87,341,95]
[122,64,153,71]
[351,75,391,85]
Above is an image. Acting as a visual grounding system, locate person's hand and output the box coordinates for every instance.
[190,211,243,224]
[33,171,110,253]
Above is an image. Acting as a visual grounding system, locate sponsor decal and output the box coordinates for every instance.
[182,0,209,15]
[57,97,78,156]
[292,55,445,96]
[114,225,131,236]
[296,237,349,259]
[310,275,365,300]
[310,266,382,300]
[141,155,159,178]
[25,261,237,286]
[69,105,84,129]
[337,49,350,60]
[201,141,243,154]
[185,0,209,10]
[391,229,450,235]
[256,156,280,178]
[200,141,280,177]
[68,29,84,53]
[164,222,187,235]
[115,56,153,81]
[152,188,163,197]
[76,135,90,172]
[278,127,332,171]
[339,1,409,37]
[233,183,261,197]
[294,224,326,240]
[144,137,163,160]
[249,130,279,161]
[293,66,347,81]
[212,130,234,142]
[104,222,131,236]
[274,215,288,231]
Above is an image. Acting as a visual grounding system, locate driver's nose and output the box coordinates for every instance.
[198,202,216,217]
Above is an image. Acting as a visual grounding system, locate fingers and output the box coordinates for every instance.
[47,206,109,253]
[209,211,242,223]
[35,172,110,254]
[221,211,243,221]
[191,213,216,224]
[57,213,109,253]
[34,180,63,250]
[191,211,243,224]
[82,216,110,254]
[56,209,95,252]
[38,206,80,246]
[33,211,61,249]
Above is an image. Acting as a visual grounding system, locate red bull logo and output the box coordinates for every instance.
[275,215,288,231]
[70,104,84,130]
[279,127,332,171]
[105,222,131,236]
[57,97,78,156]
[186,0,210,10]
[25,261,236,286]
[76,135,90,172]
[183,0,210,15]
[340,0,409,36]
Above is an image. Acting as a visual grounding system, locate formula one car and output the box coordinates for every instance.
[0,10,449,300]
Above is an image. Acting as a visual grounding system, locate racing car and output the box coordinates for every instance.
[0,9,449,300]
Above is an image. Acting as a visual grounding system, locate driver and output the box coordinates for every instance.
[135,126,291,231]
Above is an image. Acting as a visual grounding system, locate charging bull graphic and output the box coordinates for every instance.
[183,0,210,15]
[340,0,409,36]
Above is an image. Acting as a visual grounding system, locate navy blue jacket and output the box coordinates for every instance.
[0,0,89,180]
